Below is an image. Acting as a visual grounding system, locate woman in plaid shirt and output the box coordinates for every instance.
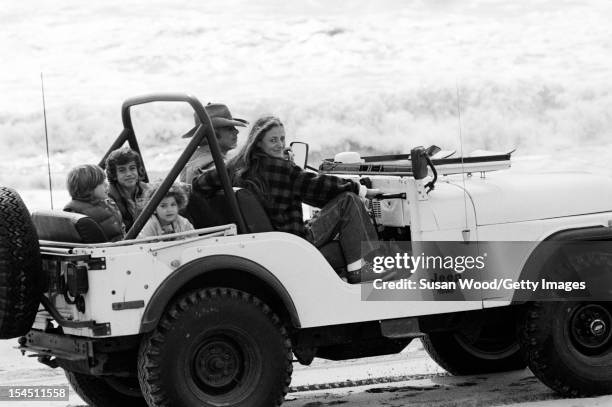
[193,116,382,283]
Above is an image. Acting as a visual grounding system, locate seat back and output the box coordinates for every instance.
[234,188,274,233]
[184,188,273,233]
[32,210,108,243]
[184,190,233,229]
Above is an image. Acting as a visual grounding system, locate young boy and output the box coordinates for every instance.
[64,164,125,242]
[137,183,194,238]
[105,146,152,232]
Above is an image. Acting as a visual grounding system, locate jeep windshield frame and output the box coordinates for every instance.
[99,93,247,239]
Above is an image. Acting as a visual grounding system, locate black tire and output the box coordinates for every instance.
[65,370,148,407]
[422,310,525,375]
[138,287,293,407]
[519,301,612,397]
[0,187,43,339]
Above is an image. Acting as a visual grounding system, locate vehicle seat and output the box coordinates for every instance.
[184,188,347,270]
[31,210,108,243]
[184,190,232,229]
[234,188,274,233]
[184,188,274,233]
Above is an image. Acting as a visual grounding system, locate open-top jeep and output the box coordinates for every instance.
[1,93,612,407]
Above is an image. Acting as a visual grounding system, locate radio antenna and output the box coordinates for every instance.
[455,81,469,240]
[41,72,54,209]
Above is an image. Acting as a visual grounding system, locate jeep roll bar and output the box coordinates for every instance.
[99,93,247,239]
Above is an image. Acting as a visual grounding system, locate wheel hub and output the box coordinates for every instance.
[570,304,612,352]
[194,339,241,389]
[591,319,606,336]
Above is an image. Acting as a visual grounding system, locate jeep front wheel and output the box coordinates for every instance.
[519,301,612,396]
[138,288,293,407]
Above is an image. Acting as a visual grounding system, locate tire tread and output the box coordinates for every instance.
[138,287,293,407]
[518,302,601,397]
[0,187,43,339]
[65,370,147,407]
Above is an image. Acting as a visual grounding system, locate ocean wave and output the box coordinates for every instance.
[2,0,612,187]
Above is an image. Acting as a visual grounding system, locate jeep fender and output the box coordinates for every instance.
[512,226,612,301]
[139,255,300,333]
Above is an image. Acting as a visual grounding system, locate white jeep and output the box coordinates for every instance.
[1,93,612,407]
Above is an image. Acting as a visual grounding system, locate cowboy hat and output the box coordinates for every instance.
[181,103,247,138]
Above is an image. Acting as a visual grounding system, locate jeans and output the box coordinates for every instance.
[306,192,380,264]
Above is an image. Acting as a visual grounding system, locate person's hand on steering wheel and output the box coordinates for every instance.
[284,147,295,162]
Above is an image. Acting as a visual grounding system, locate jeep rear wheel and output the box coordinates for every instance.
[138,288,293,407]
[519,301,612,396]
[0,187,43,339]
[422,310,525,375]
[65,370,147,407]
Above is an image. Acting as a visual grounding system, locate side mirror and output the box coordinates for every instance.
[411,146,428,180]
[290,141,309,169]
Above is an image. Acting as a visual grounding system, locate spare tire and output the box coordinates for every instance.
[0,187,43,339]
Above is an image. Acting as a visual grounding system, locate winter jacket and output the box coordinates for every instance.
[108,182,152,232]
[137,214,194,238]
[193,152,360,237]
[64,198,125,242]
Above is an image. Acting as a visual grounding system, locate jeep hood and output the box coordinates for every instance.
[455,171,612,225]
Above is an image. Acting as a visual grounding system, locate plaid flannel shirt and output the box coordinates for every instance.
[193,154,360,237]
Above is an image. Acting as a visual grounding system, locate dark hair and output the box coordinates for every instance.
[146,182,189,210]
[227,116,284,198]
[66,164,106,201]
[105,146,146,184]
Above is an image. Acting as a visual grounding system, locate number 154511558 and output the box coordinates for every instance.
[0,386,69,401]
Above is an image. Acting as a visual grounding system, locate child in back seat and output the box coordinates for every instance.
[64,164,125,242]
[105,146,152,232]
[137,183,194,238]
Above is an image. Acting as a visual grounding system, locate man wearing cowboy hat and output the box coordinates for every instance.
[180,103,248,184]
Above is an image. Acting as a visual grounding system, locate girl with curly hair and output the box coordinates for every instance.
[137,183,194,238]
